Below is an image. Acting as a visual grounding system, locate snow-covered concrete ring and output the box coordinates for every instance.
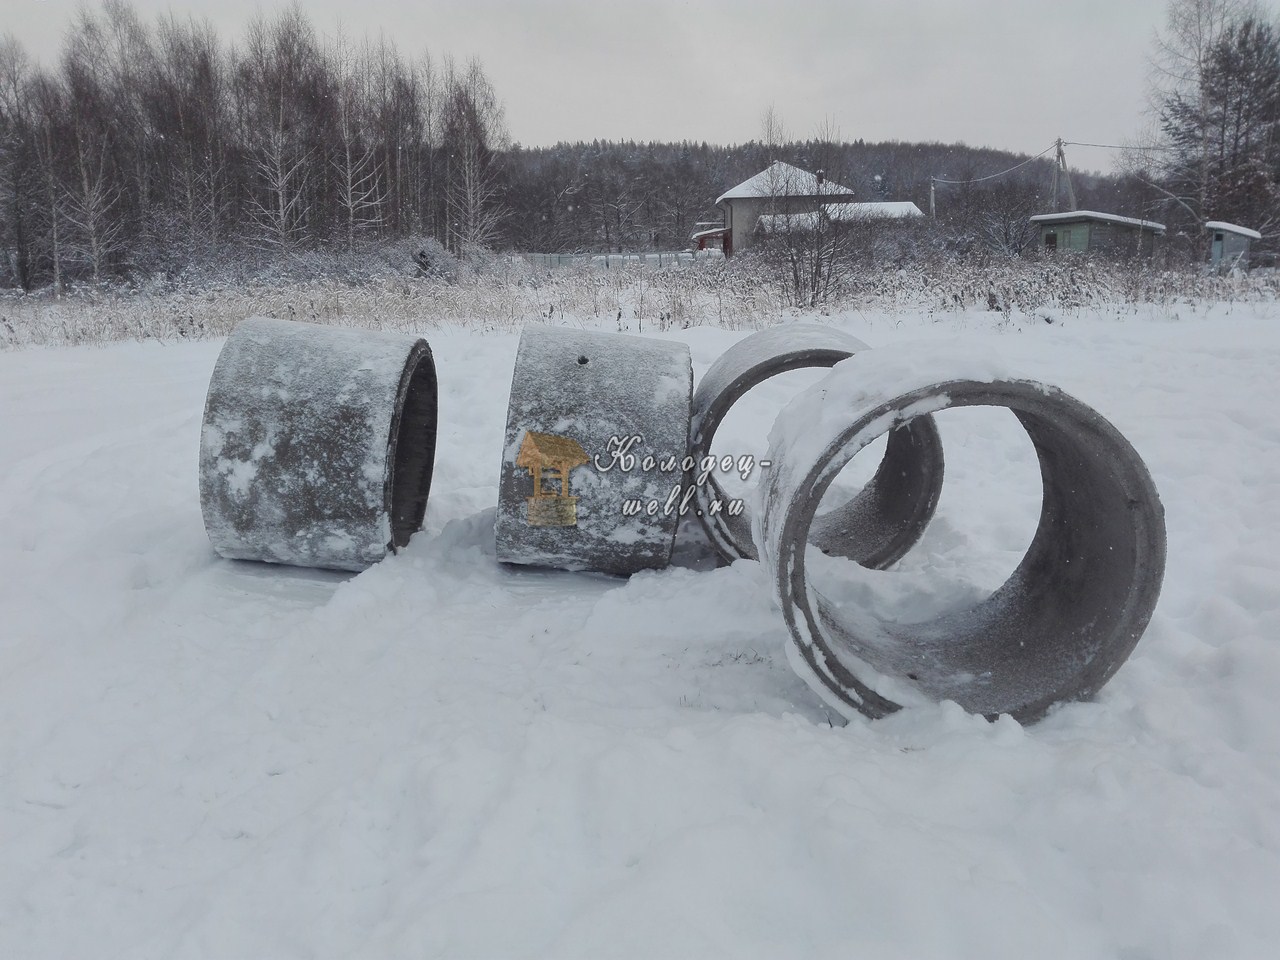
[495,324,693,575]
[757,370,1166,724]
[199,317,438,572]
[690,323,944,566]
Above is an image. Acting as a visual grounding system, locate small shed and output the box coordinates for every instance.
[516,430,589,527]
[1030,210,1165,258]
[690,226,730,254]
[1205,221,1261,271]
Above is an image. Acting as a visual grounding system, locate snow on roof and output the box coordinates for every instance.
[1205,221,1262,240]
[754,212,822,235]
[825,201,924,221]
[716,161,854,205]
[690,227,728,240]
[755,203,923,235]
[1029,210,1166,233]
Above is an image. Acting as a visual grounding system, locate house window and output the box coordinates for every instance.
[1045,232,1057,250]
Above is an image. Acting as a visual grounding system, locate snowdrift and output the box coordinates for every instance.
[2,305,1278,958]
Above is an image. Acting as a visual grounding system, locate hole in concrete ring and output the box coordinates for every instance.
[773,379,1166,723]
[387,342,440,550]
[697,362,942,568]
[812,406,1039,603]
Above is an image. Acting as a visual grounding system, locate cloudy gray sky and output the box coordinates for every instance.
[10,0,1178,172]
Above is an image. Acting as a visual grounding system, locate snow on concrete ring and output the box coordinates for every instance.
[757,358,1167,724]
[199,316,438,572]
[690,323,944,566]
[495,324,693,575]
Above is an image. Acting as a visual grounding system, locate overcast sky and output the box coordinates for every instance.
[9,0,1184,173]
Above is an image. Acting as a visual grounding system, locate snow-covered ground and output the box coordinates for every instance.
[2,303,1279,958]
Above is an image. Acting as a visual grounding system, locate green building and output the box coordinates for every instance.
[1205,221,1261,271]
[1030,210,1166,258]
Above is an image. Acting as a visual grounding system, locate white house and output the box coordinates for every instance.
[715,161,855,255]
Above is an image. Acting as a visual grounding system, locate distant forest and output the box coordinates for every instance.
[500,138,1150,255]
[0,0,1271,291]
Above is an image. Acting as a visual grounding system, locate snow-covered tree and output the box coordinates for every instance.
[1149,0,1280,239]
[441,58,507,253]
[0,36,34,289]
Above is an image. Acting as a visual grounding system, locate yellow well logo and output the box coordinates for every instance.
[516,431,589,527]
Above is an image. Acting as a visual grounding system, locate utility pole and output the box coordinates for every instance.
[929,177,936,219]
[1049,138,1077,212]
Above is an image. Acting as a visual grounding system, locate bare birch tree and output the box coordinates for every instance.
[331,36,385,254]
[441,58,508,253]
[65,125,125,281]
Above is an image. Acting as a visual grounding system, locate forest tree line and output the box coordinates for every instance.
[0,1,510,291]
[0,0,1276,292]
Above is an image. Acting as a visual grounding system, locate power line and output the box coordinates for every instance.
[930,138,1171,190]
[931,144,1056,185]
[927,136,1175,219]
[1064,140,1177,152]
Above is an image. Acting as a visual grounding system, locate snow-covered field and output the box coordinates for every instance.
[2,302,1279,958]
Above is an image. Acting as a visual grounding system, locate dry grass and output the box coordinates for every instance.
[3,255,1276,349]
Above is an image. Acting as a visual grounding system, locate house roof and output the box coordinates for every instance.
[690,226,728,241]
[1030,210,1166,234]
[826,201,924,221]
[755,203,924,235]
[754,212,822,235]
[516,431,589,469]
[1205,221,1262,240]
[716,161,854,205]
